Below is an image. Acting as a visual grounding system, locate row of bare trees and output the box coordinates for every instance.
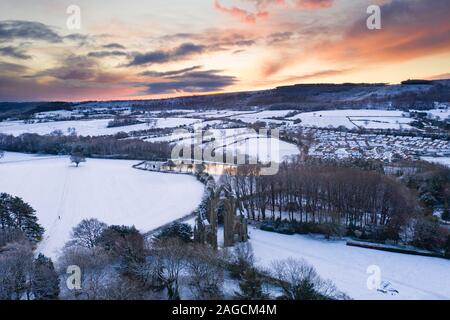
[0,133,171,161]
[224,160,417,238]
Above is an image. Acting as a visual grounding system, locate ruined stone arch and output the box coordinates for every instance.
[194,183,248,249]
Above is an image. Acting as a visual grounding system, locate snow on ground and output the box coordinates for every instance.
[154,117,200,129]
[422,156,450,167]
[230,110,296,124]
[0,119,148,136]
[0,118,200,137]
[35,110,82,119]
[425,109,450,121]
[0,152,204,258]
[288,110,410,129]
[193,110,256,119]
[351,117,414,130]
[160,127,300,163]
[215,137,300,163]
[249,228,450,300]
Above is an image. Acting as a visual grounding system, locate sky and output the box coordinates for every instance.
[0,0,449,102]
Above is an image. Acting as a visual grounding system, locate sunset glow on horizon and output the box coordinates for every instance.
[1,0,450,102]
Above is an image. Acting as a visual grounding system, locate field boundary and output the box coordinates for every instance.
[346,239,446,259]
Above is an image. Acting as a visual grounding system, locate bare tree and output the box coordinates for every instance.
[57,246,113,300]
[270,258,345,300]
[0,150,4,160]
[186,244,224,300]
[69,219,108,249]
[70,154,86,167]
[0,241,34,300]
[152,238,187,300]
[70,145,86,167]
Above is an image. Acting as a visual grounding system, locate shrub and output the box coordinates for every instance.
[155,222,193,243]
[412,217,448,251]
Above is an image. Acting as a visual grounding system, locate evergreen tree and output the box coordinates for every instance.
[32,254,60,300]
[0,193,14,229]
[11,196,44,242]
[235,267,268,300]
[155,222,193,243]
[0,193,44,243]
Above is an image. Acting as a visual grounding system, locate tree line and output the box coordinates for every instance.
[226,161,397,237]
[0,133,171,161]
[57,219,347,300]
[222,158,450,253]
[224,160,414,239]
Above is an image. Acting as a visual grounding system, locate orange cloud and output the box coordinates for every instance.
[295,0,334,9]
[214,0,333,24]
[260,0,450,79]
[214,0,270,24]
[317,0,450,64]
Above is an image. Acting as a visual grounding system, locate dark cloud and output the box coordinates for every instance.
[128,43,207,66]
[142,69,237,94]
[88,50,128,58]
[140,66,202,77]
[267,32,294,44]
[0,61,28,73]
[0,20,62,43]
[0,46,31,59]
[228,39,256,47]
[102,43,126,50]
[156,31,257,51]
[173,43,207,56]
[63,33,93,46]
[30,55,97,81]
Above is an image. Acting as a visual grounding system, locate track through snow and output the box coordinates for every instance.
[0,153,204,258]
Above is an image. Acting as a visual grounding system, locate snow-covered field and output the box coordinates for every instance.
[0,152,204,258]
[414,108,450,121]
[193,110,256,118]
[422,156,450,167]
[351,117,413,130]
[249,228,450,300]
[150,127,300,163]
[0,117,200,137]
[229,110,296,125]
[287,110,412,130]
[215,137,300,163]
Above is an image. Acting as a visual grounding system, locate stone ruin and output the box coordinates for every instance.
[194,184,248,249]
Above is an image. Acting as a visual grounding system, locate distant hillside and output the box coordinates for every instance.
[0,101,74,120]
[119,81,450,112]
[1,80,449,116]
